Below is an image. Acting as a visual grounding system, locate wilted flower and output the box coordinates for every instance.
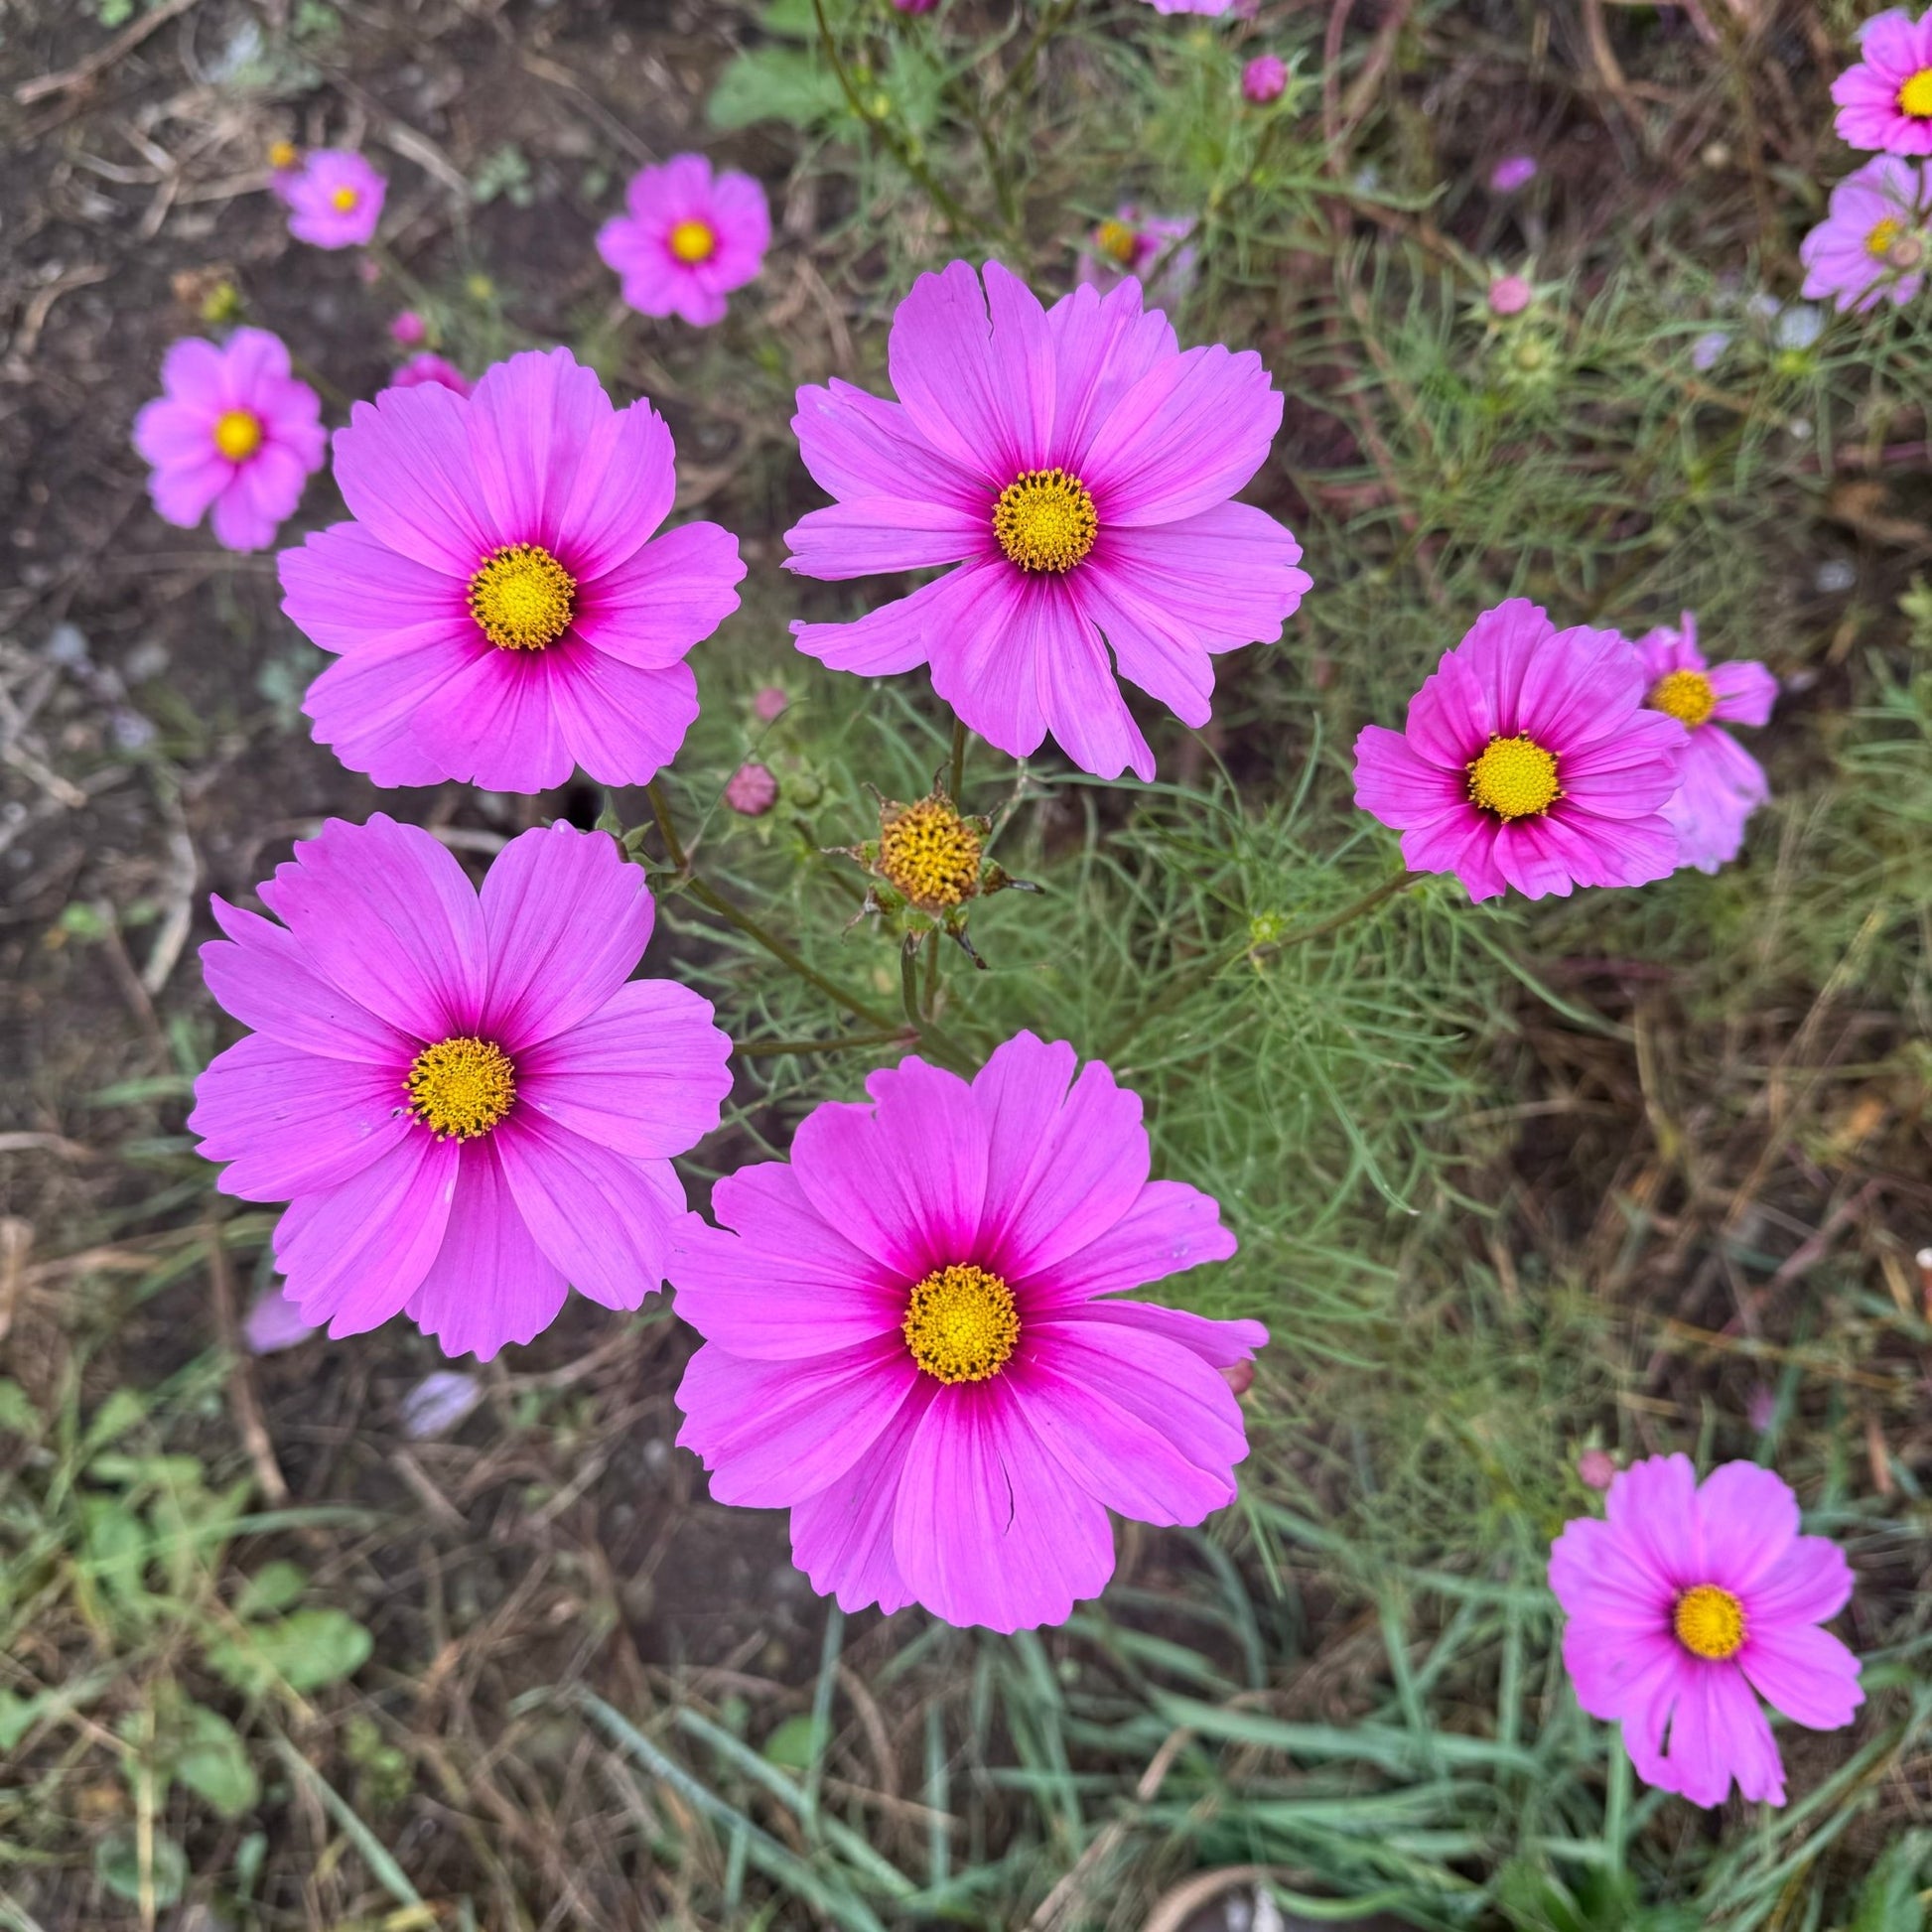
[190,817,734,1360]
[273,148,385,249]
[1551,1455,1862,1807]
[1352,599,1686,902]
[597,153,770,328]
[670,1032,1264,1631]
[279,346,744,792]
[133,329,326,552]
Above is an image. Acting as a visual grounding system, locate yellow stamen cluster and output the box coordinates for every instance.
[405,1035,516,1141]
[902,1264,1020,1384]
[212,409,264,462]
[1648,667,1718,728]
[1096,217,1139,265]
[1466,734,1561,820]
[331,185,361,212]
[468,543,578,651]
[994,467,1098,574]
[669,218,717,263]
[1867,215,1905,260]
[268,140,299,172]
[1673,1584,1746,1662]
[879,796,983,910]
[1900,67,1932,118]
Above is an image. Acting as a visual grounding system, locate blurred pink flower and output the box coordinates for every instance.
[725,761,778,815]
[244,1282,320,1354]
[1800,155,1931,312]
[389,310,427,346]
[1747,1384,1779,1434]
[1077,207,1196,299]
[1242,55,1288,103]
[784,261,1310,782]
[1551,1455,1862,1807]
[383,352,472,398]
[279,345,745,792]
[273,148,385,249]
[1352,599,1686,902]
[893,0,937,13]
[1488,273,1533,316]
[1833,8,1932,154]
[191,816,735,1361]
[671,1032,1264,1630]
[133,329,326,552]
[598,153,770,328]
[1637,612,1775,874]
[1490,154,1538,193]
[753,685,790,721]
[1577,1448,1615,1490]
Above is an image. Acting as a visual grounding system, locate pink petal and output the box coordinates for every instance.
[1093,500,1311,653]
[1353,724,1466,829]
[1709,659,1777,727]
[675,1336,918,1505]
[891,1381,1115,1631]
[191,1035,410,1200]
[1027,1178,1237,1301]
[1561,1617,1682,1725]
[668,1164,907,1360]
[560,395,678,581]
[1069,1297,1264,1367]
[1652,1663,1784,1808]
[157,337,228,409]
[1696,1460,1799,1591]
[1043,277,1179,468]
[973,1034,1150,1279]
[1604,1454,1701,1591]
[1749,1533,1855,1627]
[479,822,654,1048]
[783,494,985,579]
[1739,1622,1863,1732]
[886,260,1024,484]
[279,519,467,653]
[790,378,986,513]
[274,1132,461,1336]
[789,1055,989,1276]
[789,1385,933,1614]
[1451,598,1550,731]
[546,645,699,788]
[258,815,488,1039]
[244,1283,320,1355]
[301,627,478,789]
[790,566,971,675]
[467,347,615,558]
[332,382,499,577]
[494,1115,685,1307]
[518,979,731,1157]
[209,475,285,553]
[1032,586,1158,782]
[400,638,579,792]
[403,1139,570,1360]
[1549,1518,1677,1634]
[577,521,746,669]
[1516,625,1646,751]
[981,259,1056,469]
[201,896,416,1063]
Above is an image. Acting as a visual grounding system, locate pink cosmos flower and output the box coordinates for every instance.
[133,330,327,553]
[1833,8,1932,155]
[382,352,473,398]
[671,1032,1265,1631]
[1138,0,1234,15]
[1799,156,1932,312]
[1242,55,1288,103]
[1077,207,1197,300]
[1490,153,1539,192]
[1550,1455,1863,1808]
[390,310,427,346]
[1487,273,1533,317]
[279,346,745,792]
[784,261,1311,782]
[1352,599,1686,902]
[190,816,734,1361]
[274,148,386,248]
[597,154,770,328]
[1636,613,1775,874]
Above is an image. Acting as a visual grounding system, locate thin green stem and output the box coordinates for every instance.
[1604,1727,1631,1882]
[900,941,925,1032]
[948,715,969,804]
[991,0,1079,108]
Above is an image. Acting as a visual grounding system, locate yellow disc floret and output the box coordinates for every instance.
[1673,1584,1746,1661]
[1900,67,1932,118]
[212,409,264,462]
[1096,217,1139,265]
[1648,667,1718,728]
[1867,215,1905,259]
[268,140,299,172]
[1466,734,1561,820]
[331,184,361,212]
[406,1035,515,1141]
[903,1264,1020,1384]
[468,543,578,651]
[669,218,717,263]
[994,467,1098,574]
[879,795,983,909]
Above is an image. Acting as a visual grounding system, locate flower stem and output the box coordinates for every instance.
[1604,1727,1631,1881]
[948,714,969,804]
[991,0,1080,108]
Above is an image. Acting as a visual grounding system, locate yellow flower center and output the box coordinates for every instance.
[902,1264,1020,1384]
[405,1035,515,1141]
[1899,67,1932,118]
[1465,734,1561,820]
[1648,667,1717,728]
[268,140,299,172]
[1673,1584,1745,1662]
[879,796,983,909]
[331,185,361,212]
[994,467,1098,574]
[467,543,578,651]
[1867,215,1905,260]
[1096,217,1139,265]
[212,409,264,462]
[669,218,716,263]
